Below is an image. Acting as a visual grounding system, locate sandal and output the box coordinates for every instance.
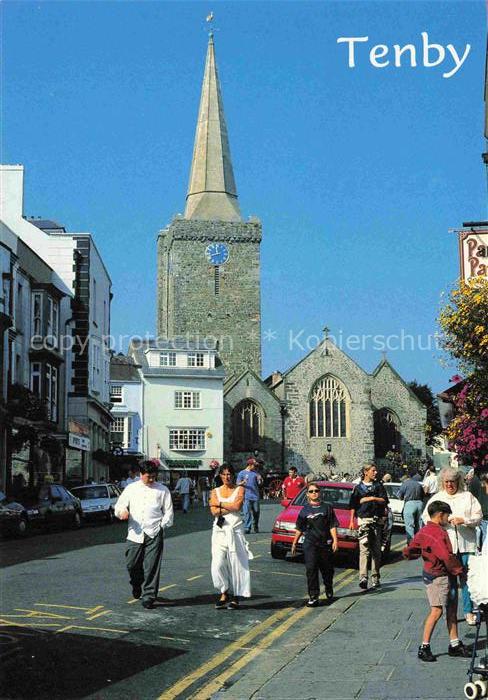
[215,592,229,609]
[227,597,240,609]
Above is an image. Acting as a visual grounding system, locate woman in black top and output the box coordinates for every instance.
[291,483,339,607]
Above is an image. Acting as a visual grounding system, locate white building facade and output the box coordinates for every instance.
[128,339,224,470]
[109,354,143,455]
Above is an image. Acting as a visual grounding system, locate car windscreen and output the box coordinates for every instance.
[72,487,108,500]
[384,484,401,499]
[293,486,352,509]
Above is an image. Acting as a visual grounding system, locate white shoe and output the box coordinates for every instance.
[465,612,477,626]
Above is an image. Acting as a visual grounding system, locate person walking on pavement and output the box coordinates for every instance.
[291,482,338,607]
[114,461,173,609]
[398,468,426,544]
[423,467,483,625]
[125,467,141,486]
[349,463,389,591]
[422,465,438,500]
[237,458,261,534]
[174,472,193,513]
[198,475,211,508]
[210,465,252,609]
[403,500,470,662]
[282,466,306,501]
[468,469,488,552]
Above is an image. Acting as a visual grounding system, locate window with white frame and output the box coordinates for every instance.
[160,351,176,367]
[174,391,201,409]
[30,362,41,396]
[46,296,59,347]
[111,416,125,446]
[169,428,205,451]
[110,385,123,403]
[126,416,132,448]
[45,364,58,422]
[32,292,42,336]
[187,352,204,367]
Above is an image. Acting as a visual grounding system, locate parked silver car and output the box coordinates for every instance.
[71,483,121,523]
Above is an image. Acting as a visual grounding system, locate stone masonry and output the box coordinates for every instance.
[157,217,262,381]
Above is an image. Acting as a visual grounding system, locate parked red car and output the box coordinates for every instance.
[271,481,392,560]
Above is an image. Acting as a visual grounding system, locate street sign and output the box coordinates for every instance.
[459,228,488,281]
[68,433,91,452]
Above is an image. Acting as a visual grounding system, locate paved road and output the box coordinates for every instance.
[0,502,405,699]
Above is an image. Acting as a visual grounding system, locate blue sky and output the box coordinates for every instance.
[3,1,486,392]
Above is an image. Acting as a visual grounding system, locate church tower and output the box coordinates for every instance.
[157,33,262,380]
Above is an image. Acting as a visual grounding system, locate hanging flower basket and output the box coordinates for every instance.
[321,453,336,467]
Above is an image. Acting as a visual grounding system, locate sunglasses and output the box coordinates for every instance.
[444,479,457,484]
[308,489,320,493]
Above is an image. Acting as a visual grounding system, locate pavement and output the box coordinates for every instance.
[211,552,484,700]
[1,504,484,699]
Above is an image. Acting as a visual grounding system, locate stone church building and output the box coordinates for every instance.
[156,33,426,475]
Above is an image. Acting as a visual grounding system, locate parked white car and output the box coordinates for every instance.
[71,483,121,523]
[384,482,405,529]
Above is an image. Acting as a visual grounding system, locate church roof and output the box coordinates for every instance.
[224,368,282,403]
[371,357,426,408]
[184,34,242,223]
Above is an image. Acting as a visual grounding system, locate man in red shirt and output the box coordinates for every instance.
[282,467,306,501]
[403,500,469,662]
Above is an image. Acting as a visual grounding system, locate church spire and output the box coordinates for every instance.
[184,33,242,222]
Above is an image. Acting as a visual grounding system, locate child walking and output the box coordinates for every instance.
[403,500,470,662]
[291,483,338,607]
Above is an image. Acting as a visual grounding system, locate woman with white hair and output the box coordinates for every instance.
[423,467,483,625]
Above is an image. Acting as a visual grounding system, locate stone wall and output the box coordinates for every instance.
[370,360,427,461]
[224,371,283,469]
[282,343,375,476]
[157,217,262,380]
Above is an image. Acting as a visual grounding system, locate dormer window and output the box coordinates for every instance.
[160,352,176,367]
[110,385,123,403]
[187,352,204,367]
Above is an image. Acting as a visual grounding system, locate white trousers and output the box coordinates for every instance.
[211,524,251,598]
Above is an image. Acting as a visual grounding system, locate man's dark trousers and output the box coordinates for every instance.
[125,530,164,603]
[303,542,334,598]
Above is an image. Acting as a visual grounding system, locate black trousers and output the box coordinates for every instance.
[125,530,164,603]
[303,541,334,599]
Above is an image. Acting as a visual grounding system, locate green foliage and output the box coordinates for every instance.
[408,381,443,445]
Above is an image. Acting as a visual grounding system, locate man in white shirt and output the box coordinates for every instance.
[115,462,173,609]
[173,473,193,513]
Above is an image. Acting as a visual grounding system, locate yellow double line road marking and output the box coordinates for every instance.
[158,567,357,700]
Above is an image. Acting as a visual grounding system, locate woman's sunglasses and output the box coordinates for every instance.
[308,489,320,493]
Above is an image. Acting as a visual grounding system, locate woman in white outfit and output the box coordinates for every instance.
[423,467,483,625]
[210,465,252,609]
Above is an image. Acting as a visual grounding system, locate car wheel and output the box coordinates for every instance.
[15,518,28,537]
[72,511,82,529]
[106,508,114,523]
[271,543,287,560]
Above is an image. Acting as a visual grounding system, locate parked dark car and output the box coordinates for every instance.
[0,484,83,537]
[0,490,29,537]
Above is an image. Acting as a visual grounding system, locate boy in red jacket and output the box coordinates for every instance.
[403,500,470,662]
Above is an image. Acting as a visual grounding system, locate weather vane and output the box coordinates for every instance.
[206,11,215,37]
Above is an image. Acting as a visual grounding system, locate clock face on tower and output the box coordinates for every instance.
[205,242,229,266]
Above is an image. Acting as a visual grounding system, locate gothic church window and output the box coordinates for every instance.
[232,400,263,451]
[309,376,348,438]
[374,408,400,458]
